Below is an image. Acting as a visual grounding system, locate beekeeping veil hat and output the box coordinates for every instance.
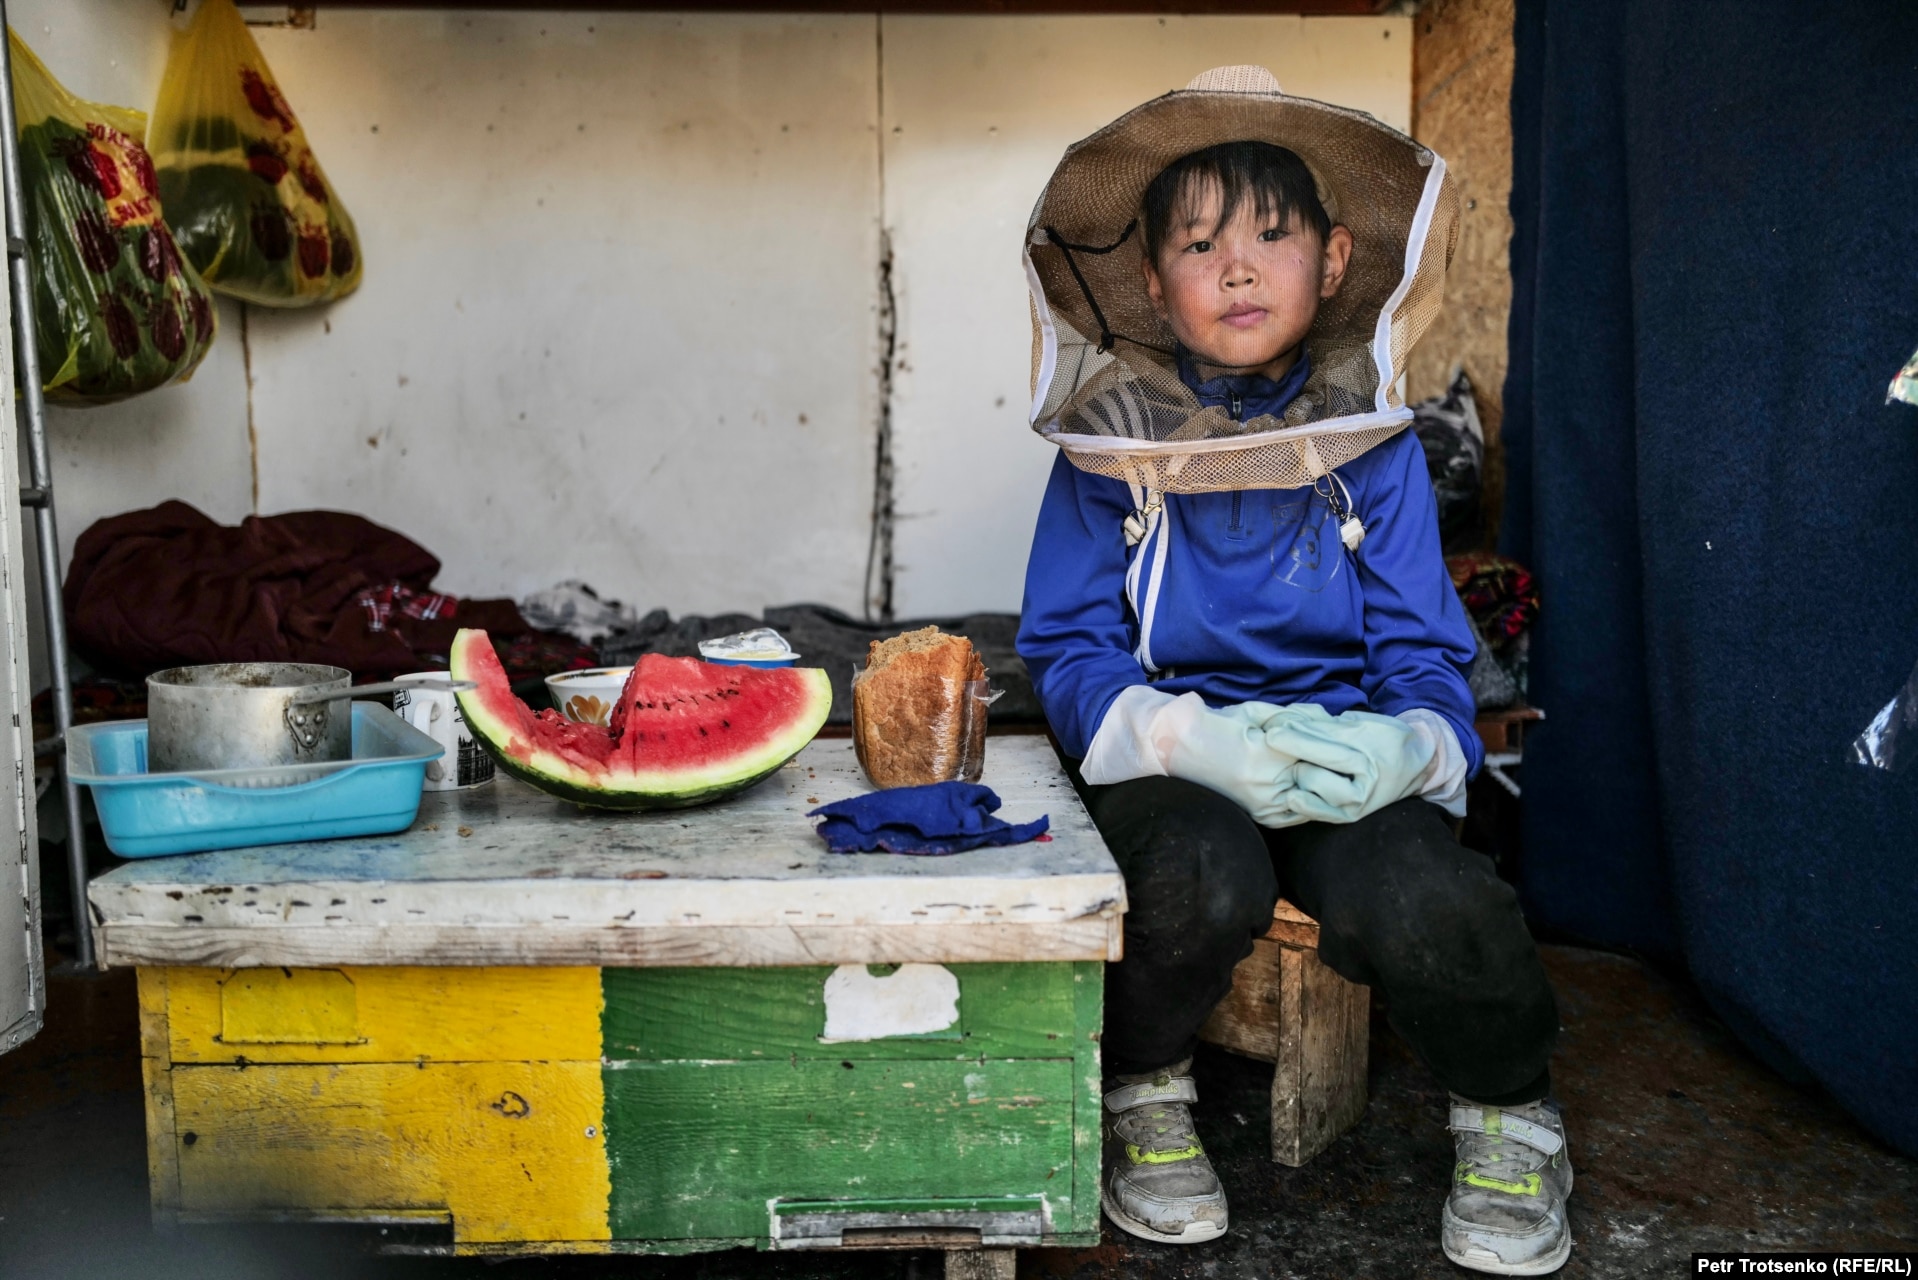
[1025,65,1459,494]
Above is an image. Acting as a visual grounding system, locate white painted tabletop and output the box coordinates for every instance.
[87,736,1125,970]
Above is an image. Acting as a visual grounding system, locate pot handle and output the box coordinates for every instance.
[287,678,477,706]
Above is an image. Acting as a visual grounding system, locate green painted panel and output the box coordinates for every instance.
[603,1058,1076,1240]
[601,963,1077,1061]
[1067,960,1106,1237]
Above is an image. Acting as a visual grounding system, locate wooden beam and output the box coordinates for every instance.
[97,916,1123,970]
[308,0,1390,13]
[88,740,1126,972]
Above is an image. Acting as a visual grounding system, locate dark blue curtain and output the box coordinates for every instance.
[1502,0,1918,1155]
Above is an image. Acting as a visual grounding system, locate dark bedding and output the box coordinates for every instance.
[64,501,539,680]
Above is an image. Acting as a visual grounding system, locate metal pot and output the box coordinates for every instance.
[145,665,478,774]
[146,663,354,774]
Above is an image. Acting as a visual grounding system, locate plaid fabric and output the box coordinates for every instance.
[358,582,458,634]
[1447,553,1540,652]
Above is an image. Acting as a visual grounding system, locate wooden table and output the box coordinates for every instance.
[87,738,1124,1272]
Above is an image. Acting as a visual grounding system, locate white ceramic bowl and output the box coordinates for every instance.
[544,667,631,727]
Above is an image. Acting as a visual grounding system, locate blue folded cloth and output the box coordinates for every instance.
[807,782,1050,856]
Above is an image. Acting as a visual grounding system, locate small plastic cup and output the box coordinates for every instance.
[699,628,798,668]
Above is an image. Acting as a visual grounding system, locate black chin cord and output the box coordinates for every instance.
[1043,222,1175,357]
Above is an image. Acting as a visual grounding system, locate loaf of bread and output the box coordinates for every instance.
[853,626,988,788]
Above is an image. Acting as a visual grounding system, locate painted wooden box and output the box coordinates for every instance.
[95,740,1123,1260]
[138,960,1103,1253]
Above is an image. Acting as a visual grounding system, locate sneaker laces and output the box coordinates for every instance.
[1128,1108,1200,1160]
[1109,1072,1204,1162]
[1457,1130,1536,1191]
[1451,1102,1561,1197]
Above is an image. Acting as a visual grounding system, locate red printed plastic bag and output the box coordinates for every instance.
[9,32,216,405]
[148,0,362,306]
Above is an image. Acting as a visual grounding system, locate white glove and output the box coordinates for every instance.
[1081,687,1301,824]
[1079,685,1181,785]
[1260,705,1436,825]
[1154,693,1305,825]
[1082,690,1465,826]
[1397,708,1470,818]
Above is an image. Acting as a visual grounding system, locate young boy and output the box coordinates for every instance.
[1017,68,1572,1275]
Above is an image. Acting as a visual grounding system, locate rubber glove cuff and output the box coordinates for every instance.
[1396,708,1469,818]
[1080,685,1178,785]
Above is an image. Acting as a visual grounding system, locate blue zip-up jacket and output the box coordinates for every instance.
[1017,356,1482,774]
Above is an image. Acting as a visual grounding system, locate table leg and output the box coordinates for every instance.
[945,1247,1017,1280]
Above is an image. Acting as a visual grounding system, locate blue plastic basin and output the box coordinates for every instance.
[67,703,445,859]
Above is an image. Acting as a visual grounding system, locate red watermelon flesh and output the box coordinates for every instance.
[450,629,832,810]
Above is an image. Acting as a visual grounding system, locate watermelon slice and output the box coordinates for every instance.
[450,628,831,810]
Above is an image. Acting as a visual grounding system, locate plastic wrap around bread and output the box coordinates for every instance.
[852,627,993,788]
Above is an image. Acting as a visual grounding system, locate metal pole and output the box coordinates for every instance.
[0,3,94,968]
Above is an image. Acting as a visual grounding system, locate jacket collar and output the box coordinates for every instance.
[1176,347,1313,423]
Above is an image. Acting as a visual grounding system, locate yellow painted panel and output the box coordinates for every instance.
[170,1061,611,1243]
[137,968,170,1063]
[222,969,361,1044]
[164,966,602,1064]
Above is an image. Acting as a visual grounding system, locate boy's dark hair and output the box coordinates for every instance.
[1141,140,1332,262]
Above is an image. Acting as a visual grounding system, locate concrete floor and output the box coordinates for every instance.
[1,946,1912,1279]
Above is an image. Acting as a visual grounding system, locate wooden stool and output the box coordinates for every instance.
[1197,900,1369,1166]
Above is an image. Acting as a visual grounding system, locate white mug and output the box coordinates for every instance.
[392,670,495,790]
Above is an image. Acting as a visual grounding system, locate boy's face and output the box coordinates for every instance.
[1142,179,1353,376]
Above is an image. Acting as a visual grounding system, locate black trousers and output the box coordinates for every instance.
[1077,771,1559,1106]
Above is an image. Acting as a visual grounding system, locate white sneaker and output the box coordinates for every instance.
[1441,1096,1574,1275]
[1099,1062,1228,1244]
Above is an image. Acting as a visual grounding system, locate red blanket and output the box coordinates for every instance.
[64,501,535,680]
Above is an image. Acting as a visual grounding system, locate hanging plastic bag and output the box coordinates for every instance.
[1853,657,1918,772]
[8,33,217,405]
[148,0,361,307]
[1889,342,1918,407]
[1852,341,1918,770]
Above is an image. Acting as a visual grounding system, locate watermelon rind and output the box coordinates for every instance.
[449,630,832,811]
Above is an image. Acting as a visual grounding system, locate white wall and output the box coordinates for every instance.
[5,4,1409,635]
[882,15,1410,616]
[246,12,883,614]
